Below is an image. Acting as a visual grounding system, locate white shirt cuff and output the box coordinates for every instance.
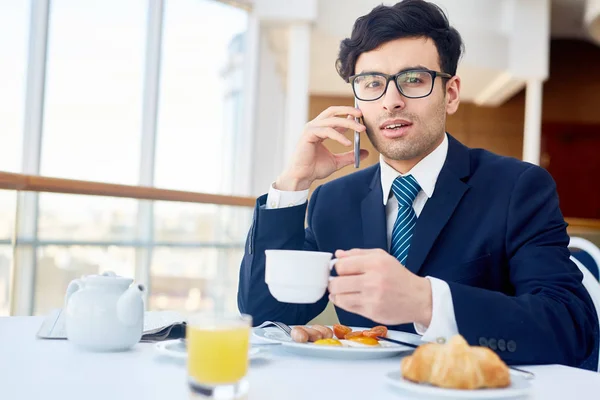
[265,182,309,209]
[413,277,459,344]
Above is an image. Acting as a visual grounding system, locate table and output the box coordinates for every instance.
[1,317,600,399]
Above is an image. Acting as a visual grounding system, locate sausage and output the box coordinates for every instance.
[302,327,324,342]
[311,324,333,339]
[291,326,309,343]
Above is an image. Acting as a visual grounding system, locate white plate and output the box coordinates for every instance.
[252,326,418,360]
[155,339,261,360]
[385,369,532,399]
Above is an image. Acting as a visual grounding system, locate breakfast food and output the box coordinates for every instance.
[362,325,388,338]
[290,325,331,343]
[344,331,365,340]
[303,327,324,342]
[347,336,379,346]
[314,338,342,346]
[311,324,334,339]
[400,335,510,390]
[291,324,388,347]
[333,324,352,339]
[290,326,309,343]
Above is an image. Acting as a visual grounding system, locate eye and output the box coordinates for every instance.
[401,72,424,84]
[354,74,384,91]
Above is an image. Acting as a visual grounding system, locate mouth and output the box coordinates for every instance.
[379,119,413,139]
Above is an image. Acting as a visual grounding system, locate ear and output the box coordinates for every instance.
[445,75,461,115]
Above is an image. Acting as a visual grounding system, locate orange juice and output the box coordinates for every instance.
[187,324,250,385]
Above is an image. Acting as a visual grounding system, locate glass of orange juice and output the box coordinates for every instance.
[187,312,252,399]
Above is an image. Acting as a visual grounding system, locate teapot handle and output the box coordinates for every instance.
[64,279,83,308]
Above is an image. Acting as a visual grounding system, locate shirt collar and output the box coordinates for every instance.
[380,133,449,205]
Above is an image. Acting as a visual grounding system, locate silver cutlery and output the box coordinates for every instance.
[255,320,292,337]
[376,336,424,348]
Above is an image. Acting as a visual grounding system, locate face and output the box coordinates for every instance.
[353,37,460,167]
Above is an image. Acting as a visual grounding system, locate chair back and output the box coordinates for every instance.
[571,255,600,372]
[569,237,600,280]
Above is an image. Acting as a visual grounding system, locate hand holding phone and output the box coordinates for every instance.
[274,105,364,191]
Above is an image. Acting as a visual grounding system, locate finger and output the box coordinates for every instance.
[328,275,363,295]
[335,248,374,258]
[308,127,352,146]
[329,292,363,313]
[334,254,372,276]
[317,106,362,120]
[332,125,350,134]
[332,114,360,134]
[315,117,365,133]
[333,149,370,170]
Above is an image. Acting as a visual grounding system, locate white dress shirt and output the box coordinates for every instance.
[265,133,459,343]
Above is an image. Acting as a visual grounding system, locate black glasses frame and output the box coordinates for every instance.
[348,69,453,101]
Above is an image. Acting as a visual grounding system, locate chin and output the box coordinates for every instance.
[379,140,426,162]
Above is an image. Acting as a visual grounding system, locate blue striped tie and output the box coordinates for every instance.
[390,175,421,265]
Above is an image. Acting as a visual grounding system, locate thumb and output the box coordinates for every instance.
[333,149,370,169]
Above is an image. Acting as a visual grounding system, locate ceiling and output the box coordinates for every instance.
[246,0,590,37]
[260,0,596,100]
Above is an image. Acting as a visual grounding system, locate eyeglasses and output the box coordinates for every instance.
[349,69,453,101]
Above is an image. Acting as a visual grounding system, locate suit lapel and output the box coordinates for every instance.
[404,135,472,275]
[361,165,388,251]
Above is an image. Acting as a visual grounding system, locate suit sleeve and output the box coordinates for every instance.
[448,165,599,369]
[237,186,329,326]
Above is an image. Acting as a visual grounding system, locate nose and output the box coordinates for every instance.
[381,80,405,112]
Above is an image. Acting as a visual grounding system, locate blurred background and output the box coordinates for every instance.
[1,0,599,317]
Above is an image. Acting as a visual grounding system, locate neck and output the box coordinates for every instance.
[383,134,444,174]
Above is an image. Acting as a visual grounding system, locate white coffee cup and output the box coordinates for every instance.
[265,250,337,304]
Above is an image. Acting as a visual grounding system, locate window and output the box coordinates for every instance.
[0,1,30,173]
[150,246,245,314]
[38,193,137,242]
[150,0,249,314]
[151,201,252,313]
[0,245,13,316]
[0,190,17,241]
[34,245,135,315]
[154,0,247,194]
[40,0,146,184]
[4,0,253,317]
[154,202,220,242]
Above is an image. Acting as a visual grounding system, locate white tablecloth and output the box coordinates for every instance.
[1,317,600,399]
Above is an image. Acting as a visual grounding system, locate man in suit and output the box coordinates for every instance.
[237,0,599,370]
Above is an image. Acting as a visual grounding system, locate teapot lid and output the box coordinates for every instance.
[82,271,133,286]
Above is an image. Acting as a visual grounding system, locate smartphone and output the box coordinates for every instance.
[354,98,362,168]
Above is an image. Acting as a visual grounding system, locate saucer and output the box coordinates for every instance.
[155,339,261,360]
[385,370,532,399]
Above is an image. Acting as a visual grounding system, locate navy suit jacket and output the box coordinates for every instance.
[238,134,599,370]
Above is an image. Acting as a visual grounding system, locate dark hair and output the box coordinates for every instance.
[336,0,464,82]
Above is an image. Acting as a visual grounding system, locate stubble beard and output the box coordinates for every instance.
[364,102,447,162]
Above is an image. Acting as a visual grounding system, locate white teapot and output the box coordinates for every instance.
[64,271,144,351]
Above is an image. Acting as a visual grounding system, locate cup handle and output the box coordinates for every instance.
[329,259,338,282]
[329,258,338,270]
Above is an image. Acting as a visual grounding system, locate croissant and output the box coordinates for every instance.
[401,335,510,390]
